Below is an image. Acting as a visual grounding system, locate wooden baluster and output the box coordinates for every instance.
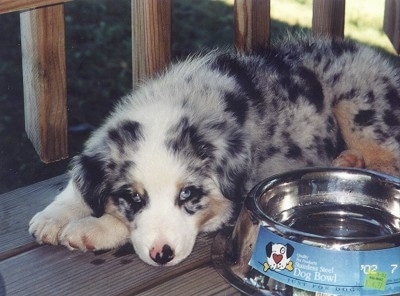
[384,0,400,54]
[132,0,171,88]
[312,0,345,39]
[20,4,68,163]
[234,0,271,53]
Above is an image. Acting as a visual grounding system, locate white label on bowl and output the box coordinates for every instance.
[248,226,400,295]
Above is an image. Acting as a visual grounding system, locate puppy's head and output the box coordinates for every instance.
[71,103,249,266]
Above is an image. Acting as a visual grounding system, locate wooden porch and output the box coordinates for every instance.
[1,0,400,295]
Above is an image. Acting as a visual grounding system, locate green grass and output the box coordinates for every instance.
[344,0,393,51]
[226,0,396,53]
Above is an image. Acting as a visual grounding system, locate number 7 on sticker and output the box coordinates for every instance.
[391,264,398,274]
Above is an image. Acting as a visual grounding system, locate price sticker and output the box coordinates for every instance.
[364,271,387,291]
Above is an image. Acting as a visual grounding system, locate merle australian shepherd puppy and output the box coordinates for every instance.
[29,36,400,266]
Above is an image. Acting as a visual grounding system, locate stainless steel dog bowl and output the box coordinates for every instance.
[212,168,400,296]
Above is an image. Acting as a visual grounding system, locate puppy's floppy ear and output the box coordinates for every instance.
[266,242,273,257]
[217,165,247,203]
[71,152,110,218]
[285,243,294,258]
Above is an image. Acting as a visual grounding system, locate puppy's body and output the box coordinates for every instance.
[29,36,400,266]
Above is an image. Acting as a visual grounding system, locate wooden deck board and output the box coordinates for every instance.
[0,237,215,295]
[0,175,240,295]
[0,174,69,259]
[136,266,240,296]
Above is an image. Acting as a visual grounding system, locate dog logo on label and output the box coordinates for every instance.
[263,242,294,272]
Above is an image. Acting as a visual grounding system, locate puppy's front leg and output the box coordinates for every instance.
[29,180,92,245]
[59,214,130,251]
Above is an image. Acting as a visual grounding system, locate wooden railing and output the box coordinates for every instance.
[384,0,400,53]
[0,0,399,163]
[0,0,70,163]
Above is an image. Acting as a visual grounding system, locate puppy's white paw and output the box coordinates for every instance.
[29,210,68,245]
[29,181,92,246]
[59,215,129,251]
[332,149,365,168]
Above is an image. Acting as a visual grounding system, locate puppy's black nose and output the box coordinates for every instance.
[150,244,174,265]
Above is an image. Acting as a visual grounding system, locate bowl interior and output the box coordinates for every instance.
[257,170,400,238]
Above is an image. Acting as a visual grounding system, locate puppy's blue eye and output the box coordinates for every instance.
[179,188,192,200]
[132,192,142,203]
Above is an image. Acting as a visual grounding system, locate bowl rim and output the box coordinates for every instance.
[245,167,400,249]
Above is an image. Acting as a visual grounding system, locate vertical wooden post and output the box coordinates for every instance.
[384,0,400,54]
[20,4,68,163]
[131,0,171,88]
[234,0,270,53]
[312,0,345,38]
